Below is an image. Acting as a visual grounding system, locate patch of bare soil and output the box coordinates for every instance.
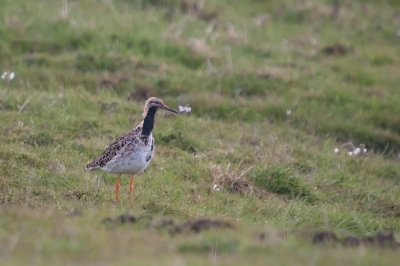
[102,214,398,250]
[102,213,152,224]
[210,165,270,198]
[322,42,352,56]
[265,229,400,250]
[102,213,233,234]
[173,218,233,233]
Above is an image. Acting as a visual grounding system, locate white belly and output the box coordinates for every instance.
[101,140,154,175]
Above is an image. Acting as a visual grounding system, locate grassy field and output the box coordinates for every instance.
[1,0,400,264]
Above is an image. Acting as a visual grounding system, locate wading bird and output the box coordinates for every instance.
[86,97,178,204]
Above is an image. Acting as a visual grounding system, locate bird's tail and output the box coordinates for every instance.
[86,160,101,171]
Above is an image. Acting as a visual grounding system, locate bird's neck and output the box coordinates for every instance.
[141,106,157,137]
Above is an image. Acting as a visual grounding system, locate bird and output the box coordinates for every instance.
[86,97,178,204]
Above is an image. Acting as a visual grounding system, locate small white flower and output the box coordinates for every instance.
[178,105,191,113]
[1,71,8,79]
[353,148,361,155]
[1,71,15,80]
[213,184,220,191]
[348,151,353,156]
[334,148,340,153]
[359,144,367,154]
[286,109,291,115]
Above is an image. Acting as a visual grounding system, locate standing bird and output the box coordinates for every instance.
[86,97,178,204]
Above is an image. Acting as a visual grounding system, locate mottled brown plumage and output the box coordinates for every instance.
[86,97,178,203]
[86,123,145,169]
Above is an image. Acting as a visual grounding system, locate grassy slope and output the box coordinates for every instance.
[1,0,400,264]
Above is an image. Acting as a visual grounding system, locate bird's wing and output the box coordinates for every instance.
[86,125,142,170]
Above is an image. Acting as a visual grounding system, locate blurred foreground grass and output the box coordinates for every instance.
[1,0,400,265]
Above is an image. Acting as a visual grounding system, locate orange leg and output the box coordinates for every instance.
[129,175,135,204]
[115,174,121,202]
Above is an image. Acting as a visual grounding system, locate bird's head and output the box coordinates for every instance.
[143,97,178,118]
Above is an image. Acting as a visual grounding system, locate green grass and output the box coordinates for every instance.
[1,0,400,265]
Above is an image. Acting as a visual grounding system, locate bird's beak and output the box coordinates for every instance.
[162,105,179,114]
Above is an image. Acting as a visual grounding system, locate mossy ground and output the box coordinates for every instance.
[1,0,400,265]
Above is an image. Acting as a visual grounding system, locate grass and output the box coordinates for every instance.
[1,0,400,264]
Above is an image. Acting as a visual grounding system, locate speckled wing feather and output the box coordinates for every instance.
[86,124,143,170]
